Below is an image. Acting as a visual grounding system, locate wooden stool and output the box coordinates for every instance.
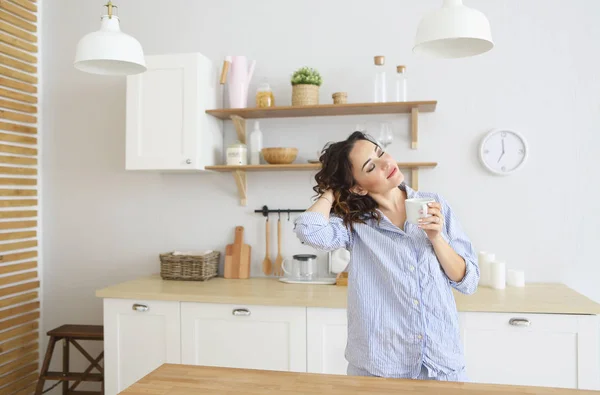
[35,324,104,395]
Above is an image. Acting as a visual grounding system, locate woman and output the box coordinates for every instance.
[294,131,479,381]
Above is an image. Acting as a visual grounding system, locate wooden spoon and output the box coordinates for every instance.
[262,218,272,275]
[274,217,284,276]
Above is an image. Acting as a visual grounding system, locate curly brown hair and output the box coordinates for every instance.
[313,131,383,228]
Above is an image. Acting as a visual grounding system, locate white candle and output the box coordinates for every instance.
[478,251,495,287]
[490,260,506,289]
[507,269,525,287]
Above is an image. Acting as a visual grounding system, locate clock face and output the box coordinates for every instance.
[479,129,528,175]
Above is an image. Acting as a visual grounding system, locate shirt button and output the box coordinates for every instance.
[417,334,423,340]
[409,265,415,271]
[413,299,419,306]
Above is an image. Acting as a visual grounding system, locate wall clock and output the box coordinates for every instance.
[479,129,528,175]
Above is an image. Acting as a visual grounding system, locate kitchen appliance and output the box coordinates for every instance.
[279,254,336,285]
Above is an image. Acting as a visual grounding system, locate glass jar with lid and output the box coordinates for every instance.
[226,141,248,165]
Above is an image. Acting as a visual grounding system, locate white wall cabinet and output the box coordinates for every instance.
[103,299,181,395]
[103,300,600,395]
[126,52,223,171]
[460,312,600,390]
[306,307,348,375]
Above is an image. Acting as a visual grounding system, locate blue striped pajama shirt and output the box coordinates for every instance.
[294,184,479,380]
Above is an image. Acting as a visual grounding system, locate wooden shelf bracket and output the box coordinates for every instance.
[231,115,246,144]
[411,168,420,191]
[232,170,247,206]
[411,107,419,150]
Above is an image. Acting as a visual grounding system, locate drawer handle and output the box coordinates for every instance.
[232,308,250,317]
[132,304,149,312]
[509,318,530,327]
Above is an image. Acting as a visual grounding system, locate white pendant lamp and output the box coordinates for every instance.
[74,1,146,76]
[413,0,493,59]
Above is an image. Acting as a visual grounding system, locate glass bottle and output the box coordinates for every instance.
[395,65,407,102]
[249,121,263,165]
[255,80,275,108]
[373,56,386,103]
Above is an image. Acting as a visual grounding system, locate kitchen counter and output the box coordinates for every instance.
[122,363,597,395]
[96,275,600,314]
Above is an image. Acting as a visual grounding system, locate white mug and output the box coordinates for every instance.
[405,198,435,225]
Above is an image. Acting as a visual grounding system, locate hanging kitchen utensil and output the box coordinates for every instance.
[274,212,284,276]
[262,217,272,275]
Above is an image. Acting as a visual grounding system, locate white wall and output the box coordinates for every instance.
[40,0,600,380]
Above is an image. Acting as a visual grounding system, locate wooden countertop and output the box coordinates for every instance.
[96,275,600,315]
[121,363,598,395]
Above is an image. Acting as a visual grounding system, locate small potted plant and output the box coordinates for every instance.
[291,67,322,106]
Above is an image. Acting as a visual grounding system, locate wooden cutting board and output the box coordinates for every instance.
[224,226,251,279]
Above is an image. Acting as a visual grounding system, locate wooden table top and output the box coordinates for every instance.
[121,364,599,395]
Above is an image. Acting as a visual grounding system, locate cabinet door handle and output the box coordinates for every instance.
[185,159,192,164]
[132,303,149,312]
[232,308,250,316]
[509,318,530,327]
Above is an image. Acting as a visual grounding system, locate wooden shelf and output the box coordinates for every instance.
[206,162,437,172]
[206,162,438,206]
[206,101,436,120]
[205,101,436,150]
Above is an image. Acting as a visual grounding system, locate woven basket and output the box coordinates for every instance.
[292,84,319,106]
[332,92,348,105]
[159,251,220,281]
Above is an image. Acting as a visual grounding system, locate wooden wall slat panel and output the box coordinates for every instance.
[0,144,36,155]
[0,240,37,252]
[0,65,37,84]
[0,20,36,43]
[0,290,36,307]
[0,281,38,298]
[0,98,36,113]
[0,43,35,65]
[0,54,36,74]
[7,0,37,13]
[0,271,37,286]
[0,371,38,393]
[0,220,37,229]
[0,76,36,94]
[0,343,37,364]
[0,121,36,134]
[0,301,39,320]
[0,212,36,220]
[0,1,36,23]
[0,177,36,185]
[0,311,39,331]
[0,132,37,144]
[0,156,37,166]
[0,199,37,206]
[0,262,36,275]
[0,0,38,389]
[0,351,38,374]
[0,10,35,33]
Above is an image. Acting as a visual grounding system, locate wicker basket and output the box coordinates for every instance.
[332,92,348,105]
[159,251,220,281]
[292,84,319,106]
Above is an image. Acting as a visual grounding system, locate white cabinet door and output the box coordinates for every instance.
[104,299,181,395]
[460,312,600,390]
[181,303,306,372]
[126,52,222,171]
[307,308,348,375]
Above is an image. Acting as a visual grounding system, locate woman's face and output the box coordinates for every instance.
[348,139,404,195]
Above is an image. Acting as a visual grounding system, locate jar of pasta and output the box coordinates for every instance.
[256,81,275,108]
